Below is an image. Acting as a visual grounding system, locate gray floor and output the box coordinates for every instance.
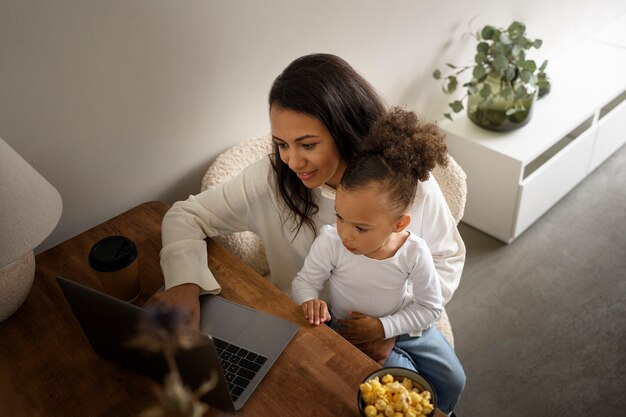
[447,144,626,417]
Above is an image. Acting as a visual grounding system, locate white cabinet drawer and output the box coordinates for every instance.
[589,95,626,172]
[515,127,597,237]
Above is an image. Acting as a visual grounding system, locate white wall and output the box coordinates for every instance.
[1,0,625,252]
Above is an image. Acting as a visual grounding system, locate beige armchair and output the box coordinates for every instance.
[201,134,467,346]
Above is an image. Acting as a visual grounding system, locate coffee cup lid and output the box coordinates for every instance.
[88,235,137,272]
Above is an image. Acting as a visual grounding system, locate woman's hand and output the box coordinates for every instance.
[301,299,331,325]
[338,311,394,364]
[149,283,201,330]
[355,337,396,365]
[337,311,385,345]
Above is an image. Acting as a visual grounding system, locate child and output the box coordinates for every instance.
[291,107,465,415]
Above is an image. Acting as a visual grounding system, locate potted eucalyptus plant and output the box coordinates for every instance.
[433,21,551,131]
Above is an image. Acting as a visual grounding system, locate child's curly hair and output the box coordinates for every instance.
[340,106,448,213]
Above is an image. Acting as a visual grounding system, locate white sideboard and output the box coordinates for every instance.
[441,15,626,243]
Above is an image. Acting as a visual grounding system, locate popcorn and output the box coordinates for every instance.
[401,378,413,390]
[381,374,394,384]
[359,374,435,417]
[364,405,378,417]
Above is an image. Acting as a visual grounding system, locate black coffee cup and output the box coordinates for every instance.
[88,235,139,302]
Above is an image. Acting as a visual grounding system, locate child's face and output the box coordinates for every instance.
[335,183,408,260]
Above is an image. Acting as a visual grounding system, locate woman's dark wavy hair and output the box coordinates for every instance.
[340,107,448,214]
[269,53,385,236]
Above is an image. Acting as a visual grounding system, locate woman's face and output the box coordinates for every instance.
[270,105,346,189]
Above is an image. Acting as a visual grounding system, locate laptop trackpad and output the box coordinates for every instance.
[199,295,255,342]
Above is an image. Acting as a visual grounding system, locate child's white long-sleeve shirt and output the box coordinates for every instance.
[292,224,443,338]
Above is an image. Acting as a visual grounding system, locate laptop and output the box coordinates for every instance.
[57,276,299,412]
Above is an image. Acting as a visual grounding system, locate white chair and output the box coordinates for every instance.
[201,134,467,346]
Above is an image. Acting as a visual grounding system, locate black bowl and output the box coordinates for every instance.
[357,367,437,416]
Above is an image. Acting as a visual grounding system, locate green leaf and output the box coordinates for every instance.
[537,79,551,89]
[444,113,453,121]
[475,52,486,64]
[433,69,441,80]
[533,39,543,49]
[493,42,506,55]
[522,60,537,72]
[481,25,495,40]
[505,67,516,81]
[511,44,522,58]
[472,65,486,79]
[509,21,525,35]
[520,70,532,83]
[446,76,458,94]
[477,42,489,53]
[539,59,548,72]
[515,84,529,97]
[450,100,464,113]
[463,79,476,87]
[446,63,458,69]
[500,32,511,45]
[480,84,492,98]
[448,75,459,93]
[494,54,508,72]
[501,86,513,99]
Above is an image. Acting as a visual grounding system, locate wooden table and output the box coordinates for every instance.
[0,202,372,416]
[0,201,445,416]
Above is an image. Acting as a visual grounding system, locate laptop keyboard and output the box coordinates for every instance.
[213,337,268,401]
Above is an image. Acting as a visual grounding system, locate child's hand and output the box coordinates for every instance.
[337,311,385,344]
[301,299,331,326]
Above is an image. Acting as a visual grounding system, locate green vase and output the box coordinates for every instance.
[467,76,537,132]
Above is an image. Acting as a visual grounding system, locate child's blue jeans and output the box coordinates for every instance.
[383,325,465,414]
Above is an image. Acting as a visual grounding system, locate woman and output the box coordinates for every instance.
[154,53,465,363]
